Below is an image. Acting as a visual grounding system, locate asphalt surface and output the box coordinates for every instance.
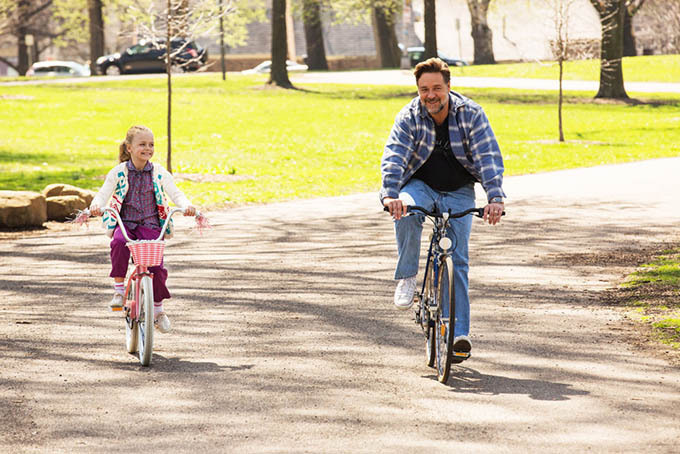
[3,69,680,94]
[1,157,679,453]
[291,69,680,93]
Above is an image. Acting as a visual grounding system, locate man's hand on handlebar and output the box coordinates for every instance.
[383,197,408,220]
[483,202,504,226]
[184,205,197,217]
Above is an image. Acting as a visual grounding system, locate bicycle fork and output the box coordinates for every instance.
[123,268,154,324]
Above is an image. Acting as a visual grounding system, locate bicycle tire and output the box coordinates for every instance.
[137,275,154,366]
[435,256,455,384]
[124,278,138,353]
[423,255,436,368]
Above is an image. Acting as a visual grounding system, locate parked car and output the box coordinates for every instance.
[26,61,91,77]
[407,47,468,67]
[97,38,207,75]
[241,60,309,75]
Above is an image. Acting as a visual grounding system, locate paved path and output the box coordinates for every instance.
[4,69,680,94]
[1,158,679,453]
[291,69,680,93]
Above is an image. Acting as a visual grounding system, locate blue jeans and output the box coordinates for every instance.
[394,179,475,336]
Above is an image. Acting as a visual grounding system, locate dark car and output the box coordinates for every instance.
[97,38,207,75]
[407,46,468,67]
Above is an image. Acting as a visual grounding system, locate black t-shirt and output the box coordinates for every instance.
[411,115,475,192]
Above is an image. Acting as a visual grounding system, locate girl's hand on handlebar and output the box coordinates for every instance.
[89,204,103,217]
[384,198,407,220]
[483,202,504,225]
[183,205,197,217]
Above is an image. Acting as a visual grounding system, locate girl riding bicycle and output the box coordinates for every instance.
[89,125,196,334]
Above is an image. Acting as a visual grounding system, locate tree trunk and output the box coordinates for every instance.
[166,0,173,173]
[17,26,29,75]
[285,0,296,61]
[558,59,564,142]
[623,7,636,56]
[17,1,30,75]
[590,0,628,99]
[269,0,293,88]
[424,0,437,60]
[88,0,105,75]
[171,0,190,38]
[467,0,495,64]
[302,0,328,70]
[219,0,226,80]
[371,5,401,68]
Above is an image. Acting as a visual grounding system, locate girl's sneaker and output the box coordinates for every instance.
[154,312,171,333]
[109,293,124,309]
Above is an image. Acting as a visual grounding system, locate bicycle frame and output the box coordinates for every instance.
[395,206,488,380]
[79,204,204,366]
[385,204,503,382]
[413,206,481,322]
[100,207,184,319]
[419,211,451,318]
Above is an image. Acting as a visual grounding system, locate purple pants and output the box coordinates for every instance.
[110,225,171,303]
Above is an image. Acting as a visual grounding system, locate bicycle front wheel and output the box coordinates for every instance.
[137,275,154,366]
[423,255,436,368]
[435,256,455,384]
[125,278,138,353]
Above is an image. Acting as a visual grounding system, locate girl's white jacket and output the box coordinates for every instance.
[90,161,191,239]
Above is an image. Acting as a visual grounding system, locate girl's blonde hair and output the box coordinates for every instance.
[119,125,153,162]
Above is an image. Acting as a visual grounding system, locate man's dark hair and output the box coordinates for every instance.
[414,57,450,85]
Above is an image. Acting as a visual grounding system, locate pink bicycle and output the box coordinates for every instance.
[83,206,203,366]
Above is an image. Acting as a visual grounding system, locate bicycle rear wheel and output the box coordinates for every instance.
[124,277,138,353]
[423,256,436,368]
[435,256,455,384]
[137,275,154,366]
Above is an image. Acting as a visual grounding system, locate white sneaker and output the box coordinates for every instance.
[453,335,472,353]
[394,276,417,310]
[154,312,171,333]
[109,293,124,309]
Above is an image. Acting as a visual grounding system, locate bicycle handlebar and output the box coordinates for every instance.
[82,207,199,242]
[383,205,505,219]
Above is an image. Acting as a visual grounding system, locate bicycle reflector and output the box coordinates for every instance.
[438,237,452,250]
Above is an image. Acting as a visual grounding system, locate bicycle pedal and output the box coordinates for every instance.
[451,351,471,363]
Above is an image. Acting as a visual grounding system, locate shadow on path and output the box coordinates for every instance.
[425,366,590,401]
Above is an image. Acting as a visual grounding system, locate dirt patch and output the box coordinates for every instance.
[550,244,673,268]
[551,242,680,366]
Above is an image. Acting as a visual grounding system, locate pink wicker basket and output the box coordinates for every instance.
[127,240,166,267]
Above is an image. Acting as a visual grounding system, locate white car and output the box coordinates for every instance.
[242,60,308,74]
[26,61,91,77]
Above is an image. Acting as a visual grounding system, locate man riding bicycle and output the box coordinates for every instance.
[381,57,506,355]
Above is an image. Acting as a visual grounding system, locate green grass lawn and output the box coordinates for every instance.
[1,72,679,207]
[622,247,680,349]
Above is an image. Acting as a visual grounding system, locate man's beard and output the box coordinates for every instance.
[424,99,445,115]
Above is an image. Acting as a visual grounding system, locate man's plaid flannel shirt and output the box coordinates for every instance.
[380,91,506,203]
